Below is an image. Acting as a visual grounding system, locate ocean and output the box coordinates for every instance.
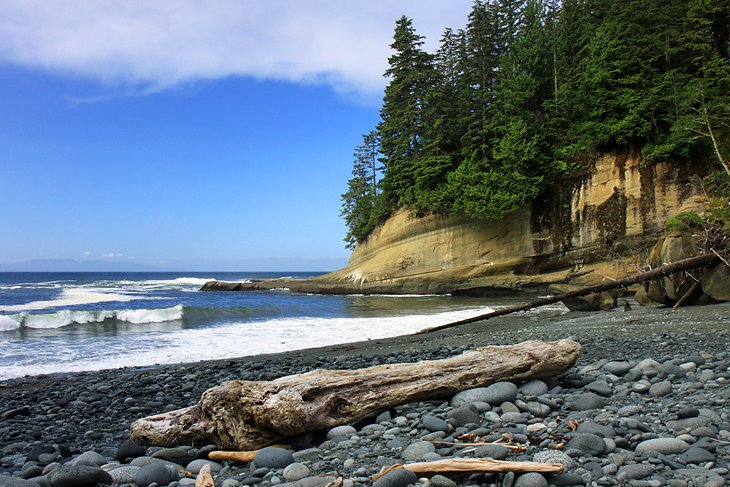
[0,272,509,381]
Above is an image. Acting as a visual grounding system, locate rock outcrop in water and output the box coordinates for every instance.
[203,151,720,296]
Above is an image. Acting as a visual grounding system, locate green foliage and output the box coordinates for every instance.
[666,211,705,231]
[341,0,730,247]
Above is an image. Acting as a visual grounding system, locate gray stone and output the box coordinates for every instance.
[372,469,417,487]
[678,447,715,465]
[129,457,183,470]
[548,472,584,486]
[635,438,689,455]
[429,474,458,487]
[633,359,665,378]
[69,451,107,467]
[292,448,321,464]
[567,392,606,410]
[602,361,632,376]
[422,415,449,433]
[481,382,519,405]
[702,263,730,301]
[135,463,174,487]
[450,388,491,408]
[474,444,510,460]
[107,466,141,484]
[292,476,338,487]
[150,448,190,462]
[253,448,295,469]
[632,380,652,393]
[566,433,606,456]
[116,440,147,462]
[577,421,615,438]
[283,463,310,482]
[526,401,550,418]
[48,465,111,487]
[221,480,240,487]
[514,473,547,487]
[617,464,655,480]
[185,460,222,474]
[677,407,700,419]
[649,380,672,397]
[401,441,435,461]
[667,417,713,432]
[583,380,612,397]
[518,380,548,397]
[532,450,574,468]
[326,425,357,439]
[446,407,480,427]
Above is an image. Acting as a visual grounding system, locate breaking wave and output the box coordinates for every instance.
[0,305,184,331]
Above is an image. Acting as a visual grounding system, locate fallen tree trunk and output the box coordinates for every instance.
[417,252,725,335]
[131,340,581,450]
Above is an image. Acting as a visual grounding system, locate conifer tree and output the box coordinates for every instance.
[378,16,436,208]
[340,131,381,248]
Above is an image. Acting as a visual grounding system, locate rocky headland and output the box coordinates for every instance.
[202,151,727,307]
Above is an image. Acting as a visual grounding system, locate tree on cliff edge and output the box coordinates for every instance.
[340,131,381,248]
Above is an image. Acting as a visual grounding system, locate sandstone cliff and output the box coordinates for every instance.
[316,150,709,295]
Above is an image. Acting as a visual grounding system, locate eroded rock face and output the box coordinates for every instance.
[702,264,730,302]
[322,151,708,294]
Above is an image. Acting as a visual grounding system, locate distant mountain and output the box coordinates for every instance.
[0,259,162,272]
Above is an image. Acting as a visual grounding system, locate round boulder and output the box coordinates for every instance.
[252,447,295,469]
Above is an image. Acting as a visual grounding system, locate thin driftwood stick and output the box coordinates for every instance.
[195,464,214,487]
[372,459,565,480]
[432,440,524,450]
[208,446,290,463]
[417,253,724,335]
[131,340,581,450]
[672,280,702,310]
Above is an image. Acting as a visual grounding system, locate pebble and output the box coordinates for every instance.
[421,415,449,433]
[566,433,606,456]
[401,441,435,461]
[116,440,147,462]
[326,425,357,439]
[253,448,295,469]
[106,465,140,484]
[568,392,606,410]
[518,380,548,397]
[635,438,689,455]
[135,463,175,487]
[47,465,112,487]
[185,459,222,474]
[514,472,547,487]
[648,380,672,397]
[372,469,417,487]
[617,463,655,480]
[282,463,310,481]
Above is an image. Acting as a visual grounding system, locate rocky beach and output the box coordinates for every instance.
[1,301,729,487]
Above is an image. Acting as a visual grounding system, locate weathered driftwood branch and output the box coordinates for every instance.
[131,340,581,450]
[208,446,290,463]
[417,252,724,335]
[372,458,564,480]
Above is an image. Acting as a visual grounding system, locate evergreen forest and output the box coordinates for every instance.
[341,0,730,248]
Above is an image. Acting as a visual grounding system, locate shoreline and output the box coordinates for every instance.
[3,300,728,389]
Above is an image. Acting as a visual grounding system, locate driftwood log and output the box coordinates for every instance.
[372,459,565,480]
[417,252,725,335]
[131,340,581,450]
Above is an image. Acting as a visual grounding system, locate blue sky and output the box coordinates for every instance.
[0,1,471,271]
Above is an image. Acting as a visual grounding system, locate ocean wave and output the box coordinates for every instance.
[0,305,495,379]
[0,305,184,331]
[0,288,142,313]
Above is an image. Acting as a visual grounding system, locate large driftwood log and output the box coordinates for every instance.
[417,252,725,335]
[131,340,581,450]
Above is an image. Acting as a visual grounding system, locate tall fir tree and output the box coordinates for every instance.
[378,16,436,209]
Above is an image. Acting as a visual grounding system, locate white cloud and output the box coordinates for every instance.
[0,1,472,97]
